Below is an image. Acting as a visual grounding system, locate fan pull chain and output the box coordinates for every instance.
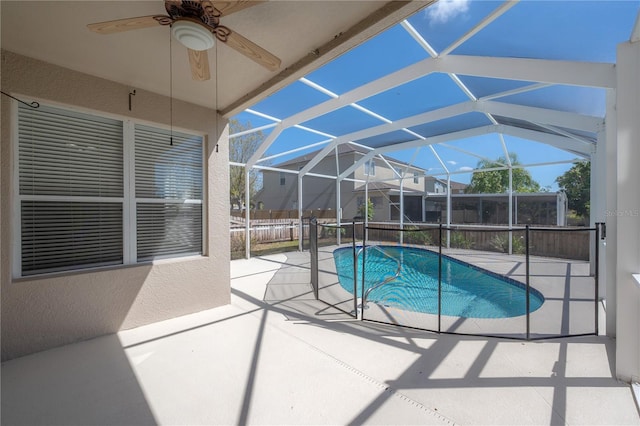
[169,28,173,146]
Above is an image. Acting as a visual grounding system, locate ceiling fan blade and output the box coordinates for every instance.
[224,29,281,72]
[87,15,169,34]
[209,1,265,17]
[188,49,211,81]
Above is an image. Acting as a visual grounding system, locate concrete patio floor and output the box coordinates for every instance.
[2,251,639,425]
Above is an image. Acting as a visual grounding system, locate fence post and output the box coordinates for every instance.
[525,224,530,340]
[310,217,318,300]
[360,222,367,321]
[352,220,358,318]
[438,223,443,334]
[594,223,600,335]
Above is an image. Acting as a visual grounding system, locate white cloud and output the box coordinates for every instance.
[447,160,458,165]
[426,0,471,24]
[458,166,474,172]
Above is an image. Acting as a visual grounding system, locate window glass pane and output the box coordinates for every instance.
[137,203,202,261]
[18,104,123,197]
[135,125,203,199]
[21,201,123,275]
[365,160,376,176]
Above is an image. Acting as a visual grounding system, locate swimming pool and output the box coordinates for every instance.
[333,245,544,319]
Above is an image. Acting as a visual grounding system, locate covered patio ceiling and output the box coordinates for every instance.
[1,1,430,112]
[231,1,640,185]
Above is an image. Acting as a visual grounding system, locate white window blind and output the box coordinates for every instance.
[136,203,202,260]
[18,104,124,275]
[134,125,203,261]
[21,201,123,274]
[19,104,124,197]
[135,125,202,199]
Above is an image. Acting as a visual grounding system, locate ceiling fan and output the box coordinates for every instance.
[87,0,281,81]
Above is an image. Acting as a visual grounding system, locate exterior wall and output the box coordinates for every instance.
[614,41,640,383]
[353,154,424,193]
[1,51,230,360]
[258,169,300,210]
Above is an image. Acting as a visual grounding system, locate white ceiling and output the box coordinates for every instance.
[1,1,428,113]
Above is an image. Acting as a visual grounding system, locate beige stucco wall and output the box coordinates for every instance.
[1,50,230,360]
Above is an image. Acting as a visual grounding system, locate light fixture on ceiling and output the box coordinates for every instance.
[171,18,215,51]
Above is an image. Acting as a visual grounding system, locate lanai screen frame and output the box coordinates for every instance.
[229,1,638,257]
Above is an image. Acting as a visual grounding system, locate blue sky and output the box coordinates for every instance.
[232,0,640,191]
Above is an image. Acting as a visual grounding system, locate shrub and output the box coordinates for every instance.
[321,225,346,239]
[230,233,257,258]
[449,232,474,249]
[489,234,526,254]
[404,227,433,246]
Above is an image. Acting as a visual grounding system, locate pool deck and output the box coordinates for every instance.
[2,250,639,425]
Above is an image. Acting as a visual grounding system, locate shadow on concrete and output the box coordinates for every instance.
[1,334,157,425]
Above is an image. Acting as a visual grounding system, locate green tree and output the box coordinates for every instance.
[556,161,590,217]
[229,119,265,210]
[465,153,540,194]
[358,198,375,221]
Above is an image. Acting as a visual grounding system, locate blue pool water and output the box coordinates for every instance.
[333,246,544,319]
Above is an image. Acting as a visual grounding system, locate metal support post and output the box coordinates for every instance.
[360,228,367,321]
[352,220,358,318]
[525,225,530,340]
[594,223,600,335]
[438,223,443,333]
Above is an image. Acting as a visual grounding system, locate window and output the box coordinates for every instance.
[134,125,203,262]
[413,172,420,184]
[15,102,203,276]
[279,172,285,185]
[364,160,375,176]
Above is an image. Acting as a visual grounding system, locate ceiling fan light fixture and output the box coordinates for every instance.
[171,19,215,51]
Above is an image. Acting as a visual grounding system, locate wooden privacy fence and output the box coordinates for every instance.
[361,222,592,260]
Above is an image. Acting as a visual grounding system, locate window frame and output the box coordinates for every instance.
[12,97,206,278]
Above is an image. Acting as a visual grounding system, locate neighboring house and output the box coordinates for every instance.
[255,145,425,221]
[255,145,467,222]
